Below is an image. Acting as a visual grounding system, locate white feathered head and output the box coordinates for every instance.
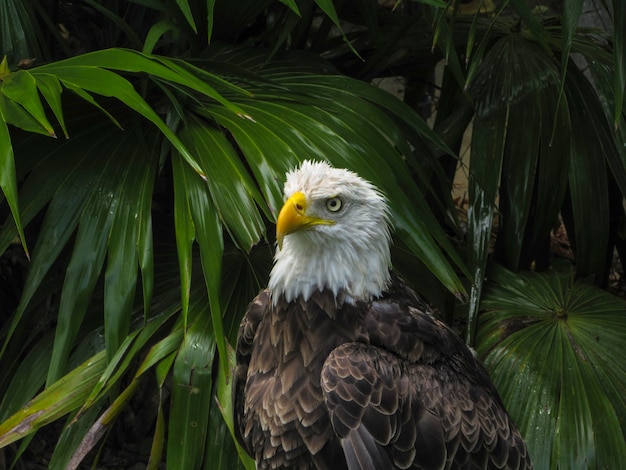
[269,160,392,304]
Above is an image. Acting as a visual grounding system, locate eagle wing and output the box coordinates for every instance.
[321,282,532,470]
[232,289,268,454]
[322,342,447,470]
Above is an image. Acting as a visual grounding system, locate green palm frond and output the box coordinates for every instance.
[1,1,624,468]
[0,0,42,66]
[460,11,624,341]
[0,39,463,467]
[0,351,107,449]
[478,264,626,469]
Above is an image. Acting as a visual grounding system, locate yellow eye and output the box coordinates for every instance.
[326,197,343,212]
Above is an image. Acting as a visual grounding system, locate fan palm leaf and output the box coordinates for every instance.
[478,264,626,469]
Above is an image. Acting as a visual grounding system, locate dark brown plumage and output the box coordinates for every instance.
[233,276,532,469]
[233,161,531,469]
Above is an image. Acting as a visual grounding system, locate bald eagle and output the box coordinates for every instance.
[233,161,532,470]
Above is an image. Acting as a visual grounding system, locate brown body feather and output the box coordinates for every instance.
[233,276,532,470]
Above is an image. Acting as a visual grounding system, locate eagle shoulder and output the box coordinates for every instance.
[320,278,532,469]
[366,277,497,394]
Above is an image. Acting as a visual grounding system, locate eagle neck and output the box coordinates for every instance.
[268,232,391,306]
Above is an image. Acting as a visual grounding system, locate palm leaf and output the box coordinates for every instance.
[563,63,613,281]
[613,0,625,126]
[103,137,157,362]
[175,0,198,33]
[577,50,626,200]
[466,34,526,342]
[557,0,584,103]
[40,126,160,384]
[478,264,626,469]
[178,116,266,249]
[0,351,107,448]
[196,57,466,296]
[508,0,554,54]
[0,49,251,258]
[0,0,42,65]
[463,27,619,340]
[167,297,215,468]
[0,118,27,257]
[2,70,54,136]
[0,333,53,422]
[28,49,251,173]
[171,140,229,382]
[1,120,116,360]
[206,340,254,470]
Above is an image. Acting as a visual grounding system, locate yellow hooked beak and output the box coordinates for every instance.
[276,191,335,249]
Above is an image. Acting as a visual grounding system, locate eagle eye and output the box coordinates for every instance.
[326,197,343,212]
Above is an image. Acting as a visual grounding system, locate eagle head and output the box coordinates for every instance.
[269,160,392,305]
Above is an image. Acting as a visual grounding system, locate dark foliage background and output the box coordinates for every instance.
[0,0,624,468]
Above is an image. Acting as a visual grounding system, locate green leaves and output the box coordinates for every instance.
[0,39,466,468]
[478,264,626,469]
[200,62,466,296]
[178,117,266,250]
[0,114,26,256]
[465,34,564,342]
[168,311,215,468]
[0,351,107,448]
[464,26,624,341]
[613,0,625,126]
[0,0,42,66]
[0,49,246,260]
[2,70,54,136]
[1,2,625,468]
